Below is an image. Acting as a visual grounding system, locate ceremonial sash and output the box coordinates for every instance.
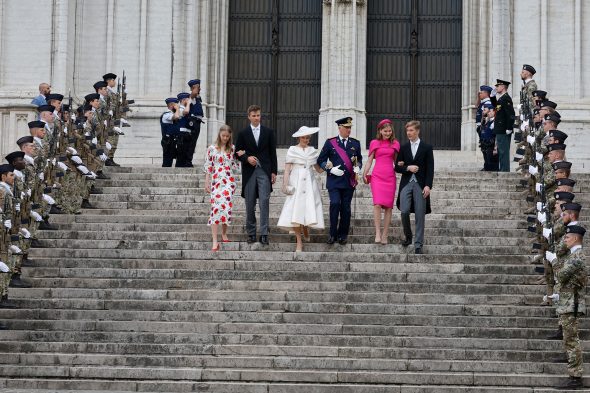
[330,139,357,188]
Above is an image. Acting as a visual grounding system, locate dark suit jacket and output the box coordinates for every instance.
[493,93,515,135]
[394,140,434,214]
[235,125,278,197]
[317,137,363,190]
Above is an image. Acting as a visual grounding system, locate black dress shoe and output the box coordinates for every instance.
[556,376,583,390]
[547,326,563,340]
[49,205,64,214]
[9,274,32,288]
[90,185,103,194]
[415,248,423,254]
[401,237,412,247]
[81,199,94,209]
[30,238,43,248]
[326,236,336,245]
[260,235,269,245]
[96,171,110,180]
[105,158,121,167]
[338,238,347,245]
[38,220,57,230]
[247,236,256,244]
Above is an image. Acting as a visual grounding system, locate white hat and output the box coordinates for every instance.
[292,126,320,138]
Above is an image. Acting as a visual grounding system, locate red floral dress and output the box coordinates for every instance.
[204,144,240,226]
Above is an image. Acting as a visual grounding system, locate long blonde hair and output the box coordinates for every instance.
[215,125,233,152]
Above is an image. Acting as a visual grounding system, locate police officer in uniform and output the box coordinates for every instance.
[317,117,362,245]
[160,97,181,167]
[186,79,205,167]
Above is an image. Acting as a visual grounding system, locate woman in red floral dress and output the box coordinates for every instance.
[204,125,242,251]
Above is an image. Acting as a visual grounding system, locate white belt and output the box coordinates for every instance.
[179,128,190,133]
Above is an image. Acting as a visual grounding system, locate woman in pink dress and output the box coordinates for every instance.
[362,119,400,244]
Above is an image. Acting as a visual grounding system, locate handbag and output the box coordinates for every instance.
[282,184,295,195]
[364,174,372,184]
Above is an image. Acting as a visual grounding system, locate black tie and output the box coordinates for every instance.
[342,139,347,148]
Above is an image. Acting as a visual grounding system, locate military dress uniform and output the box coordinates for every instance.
[317,117,362,245]
[492,79,515,172]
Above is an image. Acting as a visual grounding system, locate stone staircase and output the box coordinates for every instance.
[1,167,589,393]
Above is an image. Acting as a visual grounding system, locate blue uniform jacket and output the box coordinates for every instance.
[317,137,362,190]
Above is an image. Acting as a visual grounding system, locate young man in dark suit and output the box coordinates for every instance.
[235,105,278,245]
[395,120,434,254]
[317,117,362,245]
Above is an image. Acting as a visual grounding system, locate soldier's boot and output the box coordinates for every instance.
[90,185,103,195]
[30,238,43,248]
[96,171,110,180]
[49,205,64,214]
[9,274,32,289]
[547,325,563,340]
[105,158,120,167]
[20,254,33,268]
[81,199,94,209]
[38,218,57,231]
[556,376,583,390]
[0,294,17,309]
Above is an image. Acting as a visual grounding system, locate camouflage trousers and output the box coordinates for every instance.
[107,133,120,160]
[56,171,83,214]
[560,312,583,378]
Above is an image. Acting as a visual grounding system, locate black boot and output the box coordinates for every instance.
[30,238,43,248]
[20,254,33,267]
[9,274,32,288]
[105,158,120,167]
[81,199,94,209]
[96,171,110,180]
[38,219,57,230]
[556,376,583,389]
[0,294,17,309]
[90,185,103,194]
[49,205,64,214]
[547,326,563,340]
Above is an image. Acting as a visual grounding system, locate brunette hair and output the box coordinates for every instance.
[247,105,261,115]
[215,125,233,153]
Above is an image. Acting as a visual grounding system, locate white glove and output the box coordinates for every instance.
[353,166,360,174]
[67,147,78,155]
[51,158,56,166]
[520,122,527,132]
[71,156,83,165]
[87,171,97,179]
[3,220,11,229]
[535,152,543,161]
[0,262,9,273]
[57,162,68,172]
[330,165,345,177]
[121,118,130,126]
[63,127,68,135]
[14,203,20,212]
[528,166,538,175]
[545,251,557,263]
[537,212,546,224]
[103,120,108,127]
[549,293,559,301]
[77,165,90,175]
[31,211,43,222]
[26,189,31,197]
[43,194,56,205]
[543,228,553,240]
[71,113,76,121]
[526,135,535,144]
[535,183,542,193]
[109,110,113,116]
[19,228,31,239]
[99,153,108,162]
[536,202,544,212]
[113,126,123,134]
[8,245,22,254]
[20,192,26,199]
[105,142,112,151]
[92,137,98,145]
[38,172,44,181]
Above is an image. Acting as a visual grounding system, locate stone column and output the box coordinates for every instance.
[0,104,38,158]
[460,0,481,151]
[318,0,367,143]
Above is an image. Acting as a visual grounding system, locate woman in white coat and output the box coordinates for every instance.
[277,126,324,252]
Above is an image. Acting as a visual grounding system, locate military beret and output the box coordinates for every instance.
[93,81,108,90]
[102,73,117,81]
[547,143,566,152]
[541,100,557,109]
[522,64,536,75]
[37,104,54,113]
[548,130,567,142]
[46,93,64,102]
[495,79,511,87]
[554,191,575,202]
[177,92,190,100]
[83,104,93,112]
[5,151,24,163]
[336,117,353,127]
[552,161,572,170]
[16,135,34,146]
[0,164,13,175]
[187,79,201,87]
[532,90,547,99]
[557,178,576,187]
[85,93,100,102]
[544,113,561,125]
[165,97,179,104]
[561,202,582,212]
[566,225,586,237]
[62,104,70,112]
[479,85,493,93]
[28,120,45,129]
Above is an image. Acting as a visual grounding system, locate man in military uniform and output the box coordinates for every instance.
[492,79,515,172]
[520,64,538,110]
[317,117,362,245]
[476,85,493,169]
[186,79,205,167]
[160,97,181,167]
[547,225,587,389]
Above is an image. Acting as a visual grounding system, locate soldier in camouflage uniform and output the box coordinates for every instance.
[103,73,123,166]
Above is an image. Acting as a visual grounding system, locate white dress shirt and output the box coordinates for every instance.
[251,124,260,145]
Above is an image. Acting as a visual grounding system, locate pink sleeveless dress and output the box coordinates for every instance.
[368,139,400,208]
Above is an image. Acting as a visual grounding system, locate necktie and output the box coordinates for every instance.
[412,142,418,158]
[342,138,347,148]
[254,128,260,145]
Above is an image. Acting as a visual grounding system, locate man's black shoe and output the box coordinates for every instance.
[30,238,43,248]
[247,236,256,244]
[39,220,57,230]
[49,205,64,214]
[338,238,347,245]
[81,199,94,209]
[0,295,17,309]
[20,254,33,267]
[547,326,563,340]
[326,236,336,245]
[105,158,121,167]
[96,171,110,180]
[9,274,32,288]
[415,248,423,254]
[259,235,269,245]
[401,238,412,247]
[90,185,103,194]
[556,376,583,390]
